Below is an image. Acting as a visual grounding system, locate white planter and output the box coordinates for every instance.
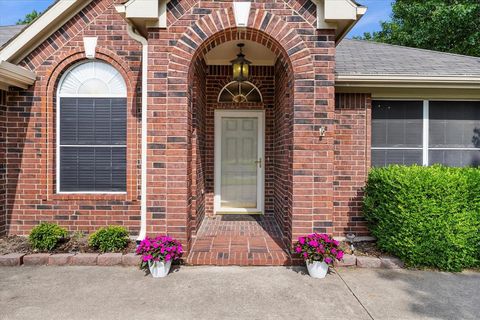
[306,261,329,278]
[148,260,172,278]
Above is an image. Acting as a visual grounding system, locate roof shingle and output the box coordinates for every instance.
[336,39,480,77]
[0,25,26,48]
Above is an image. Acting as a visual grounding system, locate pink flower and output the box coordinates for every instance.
[333,240,340,246]
[336,251,344,260]
[295,247,302,253]
[324,257,332,264]
[142,254,153,262]
[303,252,308,259]
[331,248,337,255]
[308,240,319,247]
[299,237,305,245]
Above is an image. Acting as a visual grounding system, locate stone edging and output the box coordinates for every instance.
[334,254,404,269]
[0,253,140,267]
[0,253,404,269]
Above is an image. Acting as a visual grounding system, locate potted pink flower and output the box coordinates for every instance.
[294,233,344,278]
[136,236,183,278]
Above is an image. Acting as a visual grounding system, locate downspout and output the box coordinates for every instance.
[125,24,148,242]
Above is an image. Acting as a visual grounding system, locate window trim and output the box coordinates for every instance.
[217,81,263,103]
[372,98,480,167]
[56,61,127,195]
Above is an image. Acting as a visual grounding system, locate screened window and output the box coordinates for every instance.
[57,61,127,193]
[218,81,262,103]
[372,100,480,167]
[429,101,480,167]
[371,100,423,167]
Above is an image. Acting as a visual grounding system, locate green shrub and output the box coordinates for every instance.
[29,223,68,251]
[363,165,480,272]
[88,226,130,252]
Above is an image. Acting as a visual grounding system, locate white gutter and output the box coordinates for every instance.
[125,24,148,242]
[335,75,480,89]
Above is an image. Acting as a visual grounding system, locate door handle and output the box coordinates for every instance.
[254,158,262,168]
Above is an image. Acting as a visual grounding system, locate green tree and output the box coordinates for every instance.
[16,10,41,25]
[357,0,480,57]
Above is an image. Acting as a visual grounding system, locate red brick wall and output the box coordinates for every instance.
[333,93,371,237]
[148,0,336,248]
[273,60,294,243]
[0,90,6,236]
[4,0,142,235]
[3,0,341,252]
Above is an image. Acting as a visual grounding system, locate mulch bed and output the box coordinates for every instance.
[0,234,137,255]
[340,240,386,258]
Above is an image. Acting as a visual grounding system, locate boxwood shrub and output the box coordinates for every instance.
[88,226,130,252]
[29,222,68,251]
[363,165,480,272]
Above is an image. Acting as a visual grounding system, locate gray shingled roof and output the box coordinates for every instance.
[0,25,25,48]
[336,39,480,77]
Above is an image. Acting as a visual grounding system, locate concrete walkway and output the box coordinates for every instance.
[0,266,478,320]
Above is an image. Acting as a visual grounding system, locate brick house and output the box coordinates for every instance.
[0,0,479,265]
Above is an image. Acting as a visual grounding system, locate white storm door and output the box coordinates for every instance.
[214,110,264,214]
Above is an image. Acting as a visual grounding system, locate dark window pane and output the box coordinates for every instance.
[429,101,480,148]
[429,150,480,167]
[60,147,126,192]
[372,149,423,167]
[60,98,126,145]
[372,100,423,148]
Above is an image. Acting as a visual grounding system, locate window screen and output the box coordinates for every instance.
[59,98,127,192]
[429,101,480,167]
[371,100,423,167]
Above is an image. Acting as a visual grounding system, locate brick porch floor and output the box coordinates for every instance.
[187,215,292,266]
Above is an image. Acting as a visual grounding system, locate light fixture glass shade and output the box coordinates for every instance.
[231,44,251,82]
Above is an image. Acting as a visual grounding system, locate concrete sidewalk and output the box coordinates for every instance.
[0,266,478,320]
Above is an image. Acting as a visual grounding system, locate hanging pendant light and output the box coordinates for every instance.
[231,43,251,82]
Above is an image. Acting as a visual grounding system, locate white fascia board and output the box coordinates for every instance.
[324,0,359,21]
[335,75,480,89]
[0,60,36,89]
[0,0,94,64]
[125,0,159,20]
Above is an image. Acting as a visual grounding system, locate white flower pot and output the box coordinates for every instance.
[306,261,329,278]
[148,260,172,278]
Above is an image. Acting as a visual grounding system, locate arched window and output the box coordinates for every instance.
[218,81,262,103]
[57,60,127,193]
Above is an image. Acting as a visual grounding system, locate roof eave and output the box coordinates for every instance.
[0,60,36,90]
[0,0,93,65]
[335,75,480,89]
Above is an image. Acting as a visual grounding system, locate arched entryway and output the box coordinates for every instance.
[185,28,295,265]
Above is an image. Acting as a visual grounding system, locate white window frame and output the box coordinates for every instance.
[56,60,127,194]
[372,98,480,167]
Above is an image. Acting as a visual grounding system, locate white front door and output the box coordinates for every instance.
[214,110,264,214]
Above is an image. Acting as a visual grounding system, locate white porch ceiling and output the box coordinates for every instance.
[204,40,277,66]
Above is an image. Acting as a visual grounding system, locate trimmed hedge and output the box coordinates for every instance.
[363,165,480,272]
[88,226,130,253]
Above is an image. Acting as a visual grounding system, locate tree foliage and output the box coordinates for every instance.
[355,0,480,57]
[16,10,41,25]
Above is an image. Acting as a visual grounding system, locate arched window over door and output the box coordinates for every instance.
[218,81,262,103]
[57,60,127,193]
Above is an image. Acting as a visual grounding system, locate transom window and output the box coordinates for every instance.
[372,100,480,167]
[57,60,127,193]
[218,81,262,103]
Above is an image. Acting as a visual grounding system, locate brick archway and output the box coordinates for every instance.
[152,6,337,264]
